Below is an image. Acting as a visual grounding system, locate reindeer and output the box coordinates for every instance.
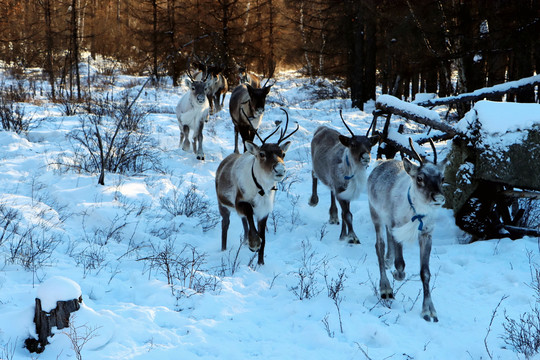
[238,66,261,88]
[195,65,228,113]
[367,138,445,322]
[309,111,378,243]
[175,68,210,160]
[208,69,228,113]
[215,109,298,265]
[229,68,274,153]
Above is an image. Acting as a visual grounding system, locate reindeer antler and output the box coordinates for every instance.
[241,107,280,145]
[339,110,355,137]
[428,138,437,164]
[262,60,276,88]
[277,108,299,144]
[240,107,298,145]
[408,137,424,164]
[185,57,196,82]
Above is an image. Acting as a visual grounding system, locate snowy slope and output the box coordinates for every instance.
[0,68,538,360]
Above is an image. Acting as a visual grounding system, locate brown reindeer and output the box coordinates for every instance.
[229,66,275,153]
[215,109,298,265]
[238,66,261,89]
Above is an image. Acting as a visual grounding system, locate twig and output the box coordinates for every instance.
[485,295,509,359]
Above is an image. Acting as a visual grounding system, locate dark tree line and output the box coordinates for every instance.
[0,0,538,108]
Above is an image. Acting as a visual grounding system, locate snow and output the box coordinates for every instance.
[0,67,538,360]
[457,100,540,135]
[376,94,441,122]
[36,276,82,312]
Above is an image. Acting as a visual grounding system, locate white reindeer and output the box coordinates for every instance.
[309,111,378,243]
[367,138,445,322]
[175,70,210,160]
[215,109,298,265]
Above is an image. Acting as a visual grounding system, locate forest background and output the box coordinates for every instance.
[1,0,539,110]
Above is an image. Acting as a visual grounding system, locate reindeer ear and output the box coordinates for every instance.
[338,135,351,147]
[369,135,379,147]
[403,157,419,177]
[263,85,272,94]
[245,141,260,155]
[280,141,291,154]
[184,77,192,87]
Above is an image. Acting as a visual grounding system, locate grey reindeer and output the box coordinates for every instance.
[309,111,378,243]
[367,138,445,322]
[215,109,298,265]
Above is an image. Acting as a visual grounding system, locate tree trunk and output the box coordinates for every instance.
[347,0,364,110]
[25,297,82,353]
[71,0,81,100]
[363,5,377,103]
[43,0,56,100]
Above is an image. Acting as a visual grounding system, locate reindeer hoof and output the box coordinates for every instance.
[392,270,406,281]
[346,235,360,244]
[308,195,319,207]
[381,292,394,300]
[423,314,439,322]
[197,155,205,160]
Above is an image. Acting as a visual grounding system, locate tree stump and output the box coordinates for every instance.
[25,296,83,353]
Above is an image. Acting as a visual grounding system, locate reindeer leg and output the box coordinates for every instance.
[388,229,405,280]
[257,216,268,265]
[371,206,393,299]
[219,205,230,251]
[338,199,359,244]
[384,227,395,269]
[308,172,319,206]
[419,232,438,322]
[233,126,240,154]
[236,201,261,252]
[182,125,191,152]
[195,121,205,160]
[329,191,339,224]
[241,217,249,245]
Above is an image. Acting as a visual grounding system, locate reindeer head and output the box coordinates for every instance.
[247,109,298,184]
[185,58,210,105]
[186,78,209,105]
[337,110,379,168]
[404,138,445,206]
[246,84,272,119]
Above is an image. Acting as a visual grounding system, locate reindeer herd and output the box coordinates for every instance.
[174,62,446,321]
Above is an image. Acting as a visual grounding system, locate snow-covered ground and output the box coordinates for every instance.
[0,67,538,359]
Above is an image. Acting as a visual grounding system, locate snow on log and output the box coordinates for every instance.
[416,74,540,107]
[376,94,458,136]
[25,277,83,354]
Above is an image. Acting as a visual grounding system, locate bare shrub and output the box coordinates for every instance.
[63,317,100,360]
[1,337,17,360]
[215,243,243,277]
[309,78,348,101]
[53,88,81,116]
[501,255,540,359]
[0,96,34,133]
[138,241,221,300]
[60,91,161,184]
[159,181,219,232]
[288,239,326,300]
[502,308,540,359]
[324,267,347,334]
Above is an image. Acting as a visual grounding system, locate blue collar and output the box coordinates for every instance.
[344,154,354,180]
[407,186,425,231]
